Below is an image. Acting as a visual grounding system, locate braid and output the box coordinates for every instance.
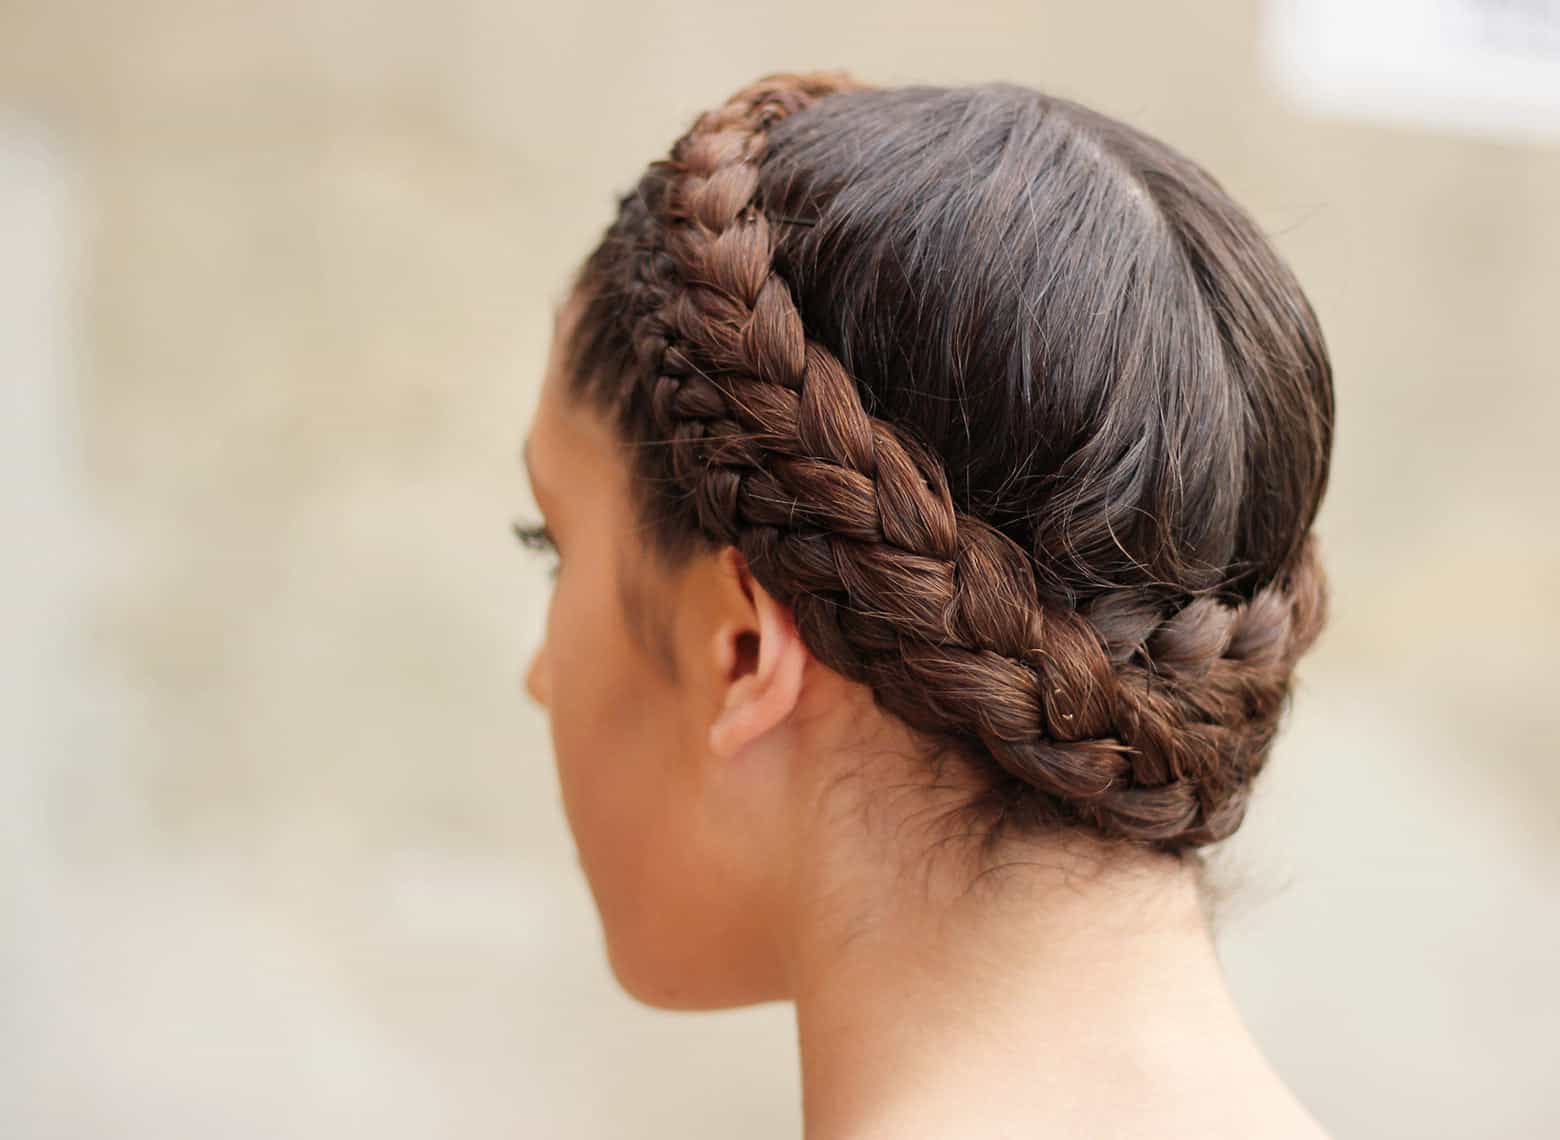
[601,71,1330,853]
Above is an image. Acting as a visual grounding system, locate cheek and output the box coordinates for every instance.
[544,565,682,908]
[539,556,778,1008]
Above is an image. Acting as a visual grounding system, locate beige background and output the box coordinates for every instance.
[2,2,1556,1137]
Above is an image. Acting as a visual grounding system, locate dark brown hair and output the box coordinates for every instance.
[560,71,1332,858]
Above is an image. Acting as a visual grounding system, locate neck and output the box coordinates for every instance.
[784,825,1308,1140]
[771,680,1323,1140]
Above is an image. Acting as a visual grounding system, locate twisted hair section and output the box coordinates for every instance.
[563,72,1333,853]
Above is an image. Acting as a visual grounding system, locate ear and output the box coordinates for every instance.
[707,547,808,759]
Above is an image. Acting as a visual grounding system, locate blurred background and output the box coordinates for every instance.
[2,1,1556,1137]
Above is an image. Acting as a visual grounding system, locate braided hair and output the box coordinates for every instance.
[561,71,1333,856]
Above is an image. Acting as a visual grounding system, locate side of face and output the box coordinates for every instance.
[521,295,806,1009]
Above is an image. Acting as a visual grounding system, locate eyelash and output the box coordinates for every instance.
[512,519,560,580]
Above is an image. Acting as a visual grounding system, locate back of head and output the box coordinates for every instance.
[562,71,1333,858]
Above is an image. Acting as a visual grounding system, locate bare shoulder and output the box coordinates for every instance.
[855,1103,1330,1140]
[1129,1064,1333,1140]
[847,1057,1331,1140]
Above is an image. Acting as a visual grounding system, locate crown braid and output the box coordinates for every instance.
[599,71,1329,852]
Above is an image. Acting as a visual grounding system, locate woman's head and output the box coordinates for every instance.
[521,72,1332,1006]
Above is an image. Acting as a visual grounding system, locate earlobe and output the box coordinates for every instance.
[707,556,807,759]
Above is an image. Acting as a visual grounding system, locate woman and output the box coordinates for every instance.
[516,71,1334,1139]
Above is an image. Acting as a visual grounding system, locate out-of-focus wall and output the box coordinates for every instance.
[1,2,1554,1137]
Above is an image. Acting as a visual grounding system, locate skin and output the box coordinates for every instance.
[521,290,1332,1140]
